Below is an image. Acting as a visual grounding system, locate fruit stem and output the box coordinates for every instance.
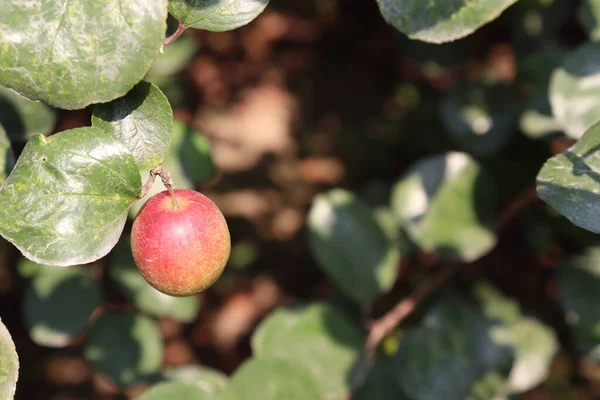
[157,167,179,209]
[142,164,179,209]
[164,182,179,209]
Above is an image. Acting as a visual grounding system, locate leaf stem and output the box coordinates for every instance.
[363,264,457,360]
[161,22,186,53]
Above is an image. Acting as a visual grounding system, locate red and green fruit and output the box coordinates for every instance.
[131,189,231,297]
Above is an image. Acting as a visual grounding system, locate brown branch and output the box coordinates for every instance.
[363,265,457,359]
[161,22,186,52]
[496,186,540,230]
[139,165,162,199]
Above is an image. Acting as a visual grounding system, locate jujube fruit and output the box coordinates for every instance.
[131,189,230,297]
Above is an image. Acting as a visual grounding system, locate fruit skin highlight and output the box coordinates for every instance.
[131,189,230,297]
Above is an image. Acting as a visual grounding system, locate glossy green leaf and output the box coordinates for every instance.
[549,42,600,139]
[579,0,600,41]
[0,126,14,185]
[307,189,400,303]
[251,303,363,399]
[92,81,173,171]
[0,0,168,109]
[163,365,227,394]
[129,121,215,217]
[0,319,18,400]
[137,382,213,400]
[224,358,320,400]
[536,122,600,233]
[391,152,497,262]
[109,238,200,323]
[376,0,518,44]
[168,0,269,31]
[441,84,518,157]
[392,297,514,400]
[0,86,56,142]
[0,127,141,266]
[24,266,101,347]
[84,311,163,386]
[557,247,600,361]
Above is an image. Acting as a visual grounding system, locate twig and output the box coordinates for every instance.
[363,265,457,359]
[140,165,160,198]
[139,164,179,209]
[160,22,186,53]
[496,186,539,230]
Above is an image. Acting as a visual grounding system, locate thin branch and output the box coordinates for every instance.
[496,186,539,230]
[161,22,186,53]
[363,265,457,359]
[139,164,162,199]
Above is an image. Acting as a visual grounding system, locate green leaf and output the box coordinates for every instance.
[578,0,600,41]
[376,0,518,44]
[519,92,563,140]
[168,0,269,31]
[178,124,217,183]
[557,247,600,361]
[84,311,163,386]
[24,266,101,348]
[163,365,227,394]
[549,42,600,139]
[92,81,173,171]
[354,356,410,400]
[0,0,168,109]
[472,281,522,326]
[224,358,320,400]
[145,32,199,81]
[129,121,215,217]
[0,319,18,400]
[0,127,141,266]
[0,86,56,142]
[109,238,200,323]
[307,189,400,303]
[508,0,570,53]
[536,122,600,234]
[440,84,518,157]
[392,297,514,400]
[472,281,559,395]
[0,126,14,185]
[251,303,364,399]
[391,152,497,262]
[137,382,213,400]
[16,258,49,279]
[503,317,558,395]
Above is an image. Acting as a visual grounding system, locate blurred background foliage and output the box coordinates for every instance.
[4,0,600,398]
